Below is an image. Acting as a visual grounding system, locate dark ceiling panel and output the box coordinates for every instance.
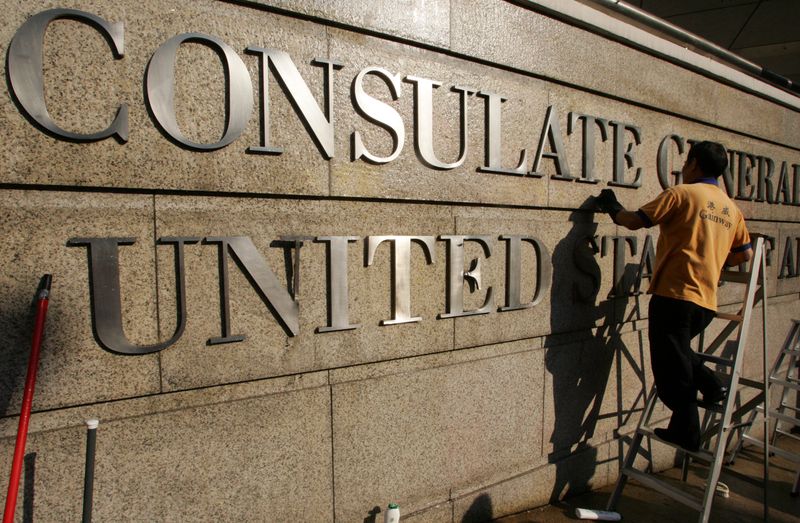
[640,0,757,19]
[730,0,800,48]
[665,4,759,48]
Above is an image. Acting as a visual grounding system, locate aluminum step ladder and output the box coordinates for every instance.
[606,237,769,523]
[735,319,800,497]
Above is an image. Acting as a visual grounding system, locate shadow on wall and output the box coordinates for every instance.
[461,493,493,523]
[545,201,648,504]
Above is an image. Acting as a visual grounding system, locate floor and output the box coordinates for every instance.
[498,437,799,522]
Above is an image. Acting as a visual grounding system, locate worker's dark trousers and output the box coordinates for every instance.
[648,295,721,446]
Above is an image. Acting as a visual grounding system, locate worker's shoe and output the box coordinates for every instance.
[700,386,728,406]
[654,428,700,453]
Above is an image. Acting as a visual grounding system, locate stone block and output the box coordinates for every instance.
[0,373,333,521]
[154,196,453,390]
[0,191,160,412]
[452,208,616,349]
[329,340,544,523]
[246,0,451,47]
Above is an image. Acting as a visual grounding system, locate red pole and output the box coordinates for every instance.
[3,275,51,523]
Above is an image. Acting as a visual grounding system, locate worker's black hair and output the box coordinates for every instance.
[687,141,728,178]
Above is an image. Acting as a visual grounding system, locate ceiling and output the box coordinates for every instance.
[582,0,800,87]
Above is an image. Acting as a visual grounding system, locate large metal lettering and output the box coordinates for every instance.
[756,156,776,203]
[532,105,572,180]
[366,236,436,324]
[405,76,473,170]
[656,134,684,189]
[736,151,757,201]
[146,33,253,150]
[779,236,800,279]
[609,121,642,188]
[352,67,405,164]
[204,236,300,341]
[476,91,528,175]
[316,236,360,332]
[246,47,340,157]
[499,235,551,311]
[601,235,638,297]
[8,8,128,142]
[568,112,608,184]
[439,235,494,318]
[67,237,196,354]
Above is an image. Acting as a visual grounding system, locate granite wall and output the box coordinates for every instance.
[0,1,798,521]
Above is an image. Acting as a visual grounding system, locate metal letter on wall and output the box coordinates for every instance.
[499,235,551,311]
[204,236,300,342]
[656,134,684,189]
[476,91,528,175]
[439,235,494,318]
[532,105,572,179]
[601,235,638,297]
[8,8,128,142]
[146,33,253,150]
[568,112,608,184]
[246,47,341,157]
[609,121,642,188]
[316,236,361,332]
[405,76,473,170]
[67,237,197,355]
[367,236,436,324]
[776,161,793,205]
[736,151,757,201]
[352,67,405,164]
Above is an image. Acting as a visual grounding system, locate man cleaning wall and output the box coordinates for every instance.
[595,141,753,451]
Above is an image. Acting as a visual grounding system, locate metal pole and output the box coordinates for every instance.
[760,249,769,522]
[3,275,51,523]
[82,419,99,523]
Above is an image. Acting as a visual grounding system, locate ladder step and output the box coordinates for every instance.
[715,312,743,322]
[780,403,800,414]
[776,428,800,442]
[738,377,764,389]
[756,405,800,426]
[697,352,735,367]
[622,467,703,511]
[771,378,800,391]
[639,427,715,462]
[742,434,800,462]
[719,270,750,283]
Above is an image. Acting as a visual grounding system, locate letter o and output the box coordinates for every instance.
[146,33,253,150]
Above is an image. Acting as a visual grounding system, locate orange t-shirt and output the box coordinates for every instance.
[637,179,751,311]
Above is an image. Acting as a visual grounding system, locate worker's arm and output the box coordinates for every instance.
[725,246,752,266]
[595,189,647,230]
[613,209,646,231]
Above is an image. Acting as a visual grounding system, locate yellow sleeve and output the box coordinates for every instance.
[730,217,751,253]
[636,188,679,228]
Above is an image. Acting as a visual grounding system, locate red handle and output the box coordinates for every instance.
[3,277,51,523]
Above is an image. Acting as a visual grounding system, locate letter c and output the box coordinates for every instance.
[8,9,128,142]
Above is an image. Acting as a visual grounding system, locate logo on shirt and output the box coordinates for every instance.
[699,201,732,229]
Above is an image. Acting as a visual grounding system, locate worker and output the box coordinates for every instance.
[595,140,752,452]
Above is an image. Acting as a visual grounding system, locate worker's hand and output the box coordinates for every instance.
[595,189,624,219]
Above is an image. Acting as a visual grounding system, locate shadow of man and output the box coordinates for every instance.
[545,202,631,504]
